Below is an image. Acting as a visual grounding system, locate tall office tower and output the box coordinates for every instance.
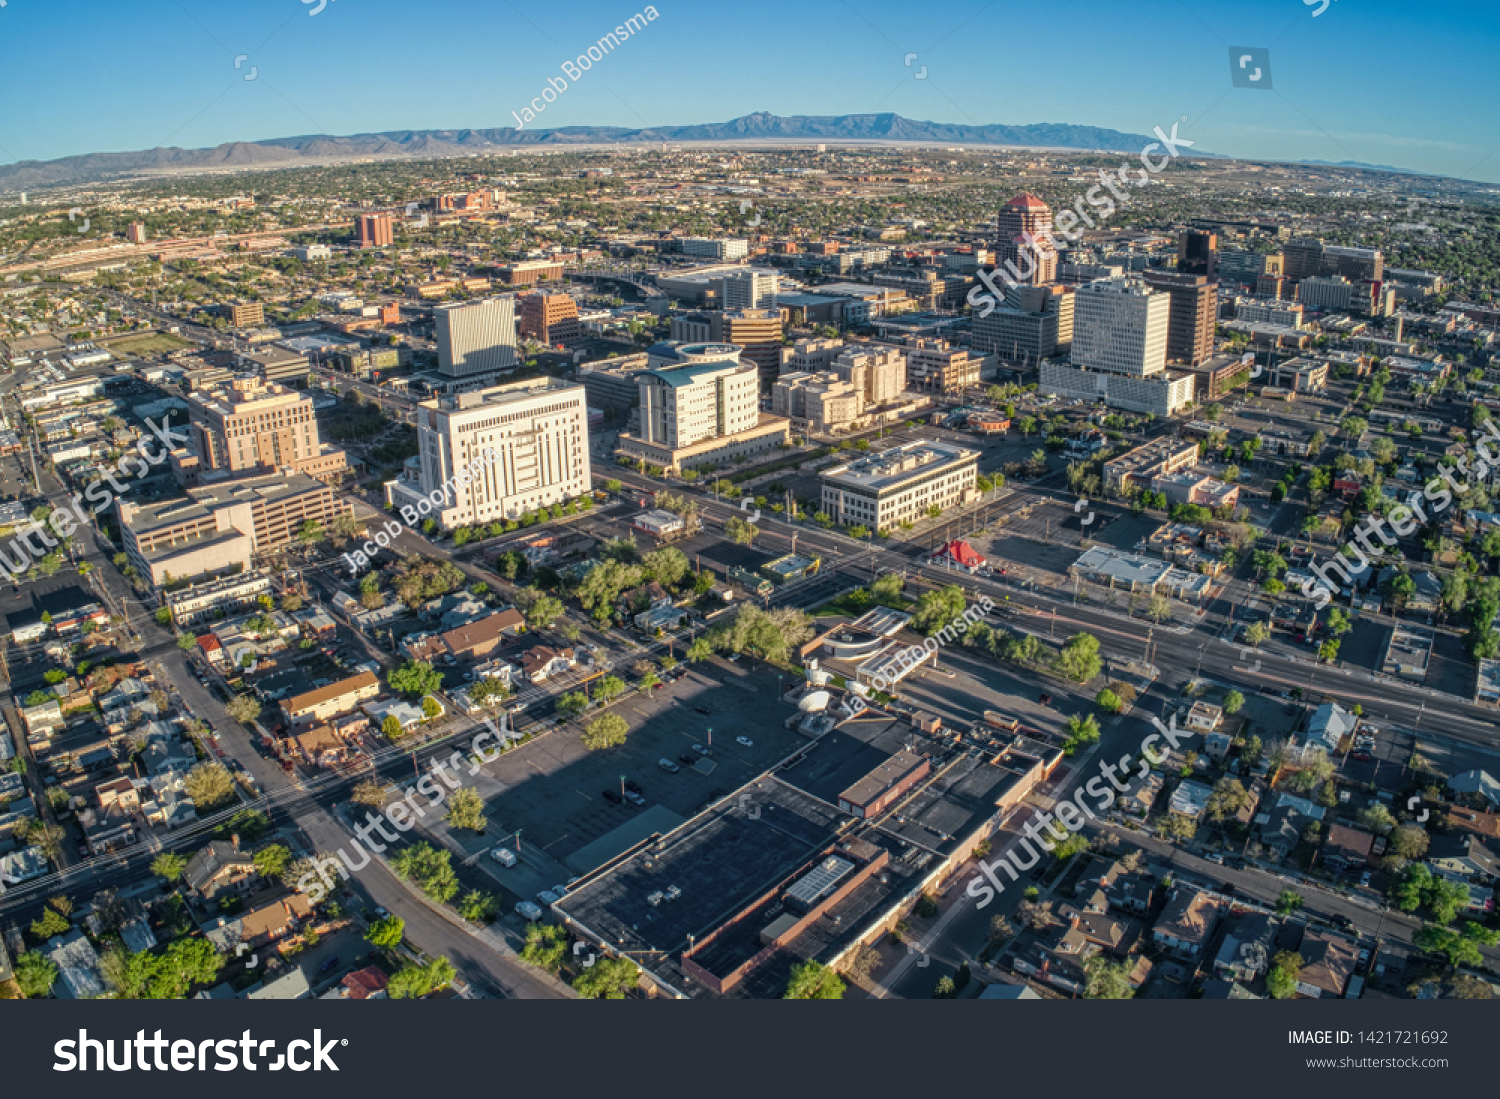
[1178,230,1218,278]
[832,346,906,405]
[355,213,394,249]
[387,379,591,529]
[1282,239,1326,283]
[1323,245,1384,283]
[518,292,581,345]
[781,337,845,375]
[1141,271,1218,366]
[126,222,148,245]
[995,194,1058,285]
[184,376,347,482]
[717,269,780,310]
[435,297,518,378]
[1071,278,1170,377]
[637,344,761,449]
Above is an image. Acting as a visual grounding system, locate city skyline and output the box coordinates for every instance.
[0,0,1496,183]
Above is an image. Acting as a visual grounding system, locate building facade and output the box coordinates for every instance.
[436,296,519,379]
[820,441,978,532]
[995,193,1057,285]
[387,378,591,529]
[518,291,582,345]
[355,214,393,249]
[185,377,347,483]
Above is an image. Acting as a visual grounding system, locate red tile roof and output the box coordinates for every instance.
[1006,193,1049,209]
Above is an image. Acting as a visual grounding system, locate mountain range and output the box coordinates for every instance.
[0,113,1187,192]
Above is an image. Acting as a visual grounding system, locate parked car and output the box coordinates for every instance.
[692,743,711,756]
[1202,851,1224,864]
[657,758,681,773]
[1359,869,1373,887]
[319,955,341,973]
[602,789,624,803]
[515,901,543,921]
[736,736,753,748]
[1038,692,1053,706]
[491,847,517,867]
[536,890,561,906]
[678,753,697,765]
[623,790,646,807]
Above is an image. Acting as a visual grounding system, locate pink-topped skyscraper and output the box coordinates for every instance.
[996,193,1057,286]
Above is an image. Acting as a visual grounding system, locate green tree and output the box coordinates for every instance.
[151,851,187,882]
[593,675,626,704]
[724,515,759,546]
[1062,713,1102,755]
[225,694,260,724]
[1084,954,1136,999]
[29,907,70,942]
[573,956,641,999]
[1414,922,1500,970]
[366,915,405,950]
[176,632,197,652]
[445,788,488,833]
[252,844,291,879]
[13,951,59,998]
[582,713,629,750]
[782,959,845,1000]
[909,585,967,636]
[389,843,459,904]
[184,762,236,811]
[457,890,499,922]
[556,691,589,720]
[389,660,443,698]
[387,957,457,999]
[1095,688,1123,713]
[381,714,406,740]
[1055,632,1102,682]
[1391,824,1430,861]
[1222,690,1245,715]
[1276,890,1304,916]
[519,923,569,972]
[352,778,391,809]
[1267,951,1304,999]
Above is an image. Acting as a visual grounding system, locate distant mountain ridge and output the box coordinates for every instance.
[0,112,1180,191]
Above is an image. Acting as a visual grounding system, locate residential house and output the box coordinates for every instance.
[403,608,525,663]
[77,803,137,856]
[1322,824,1376,874]
[1151,889,1221,960]
[243,967,312,1001]
[1184,701,1223,733]
[1108,870,1156,916]
[324,965,390,1000]
[1257,804,1310,860]
[1296,932,1359,998]
[1449,770,1500,809]
[208,894,314,952]
[44,930,106,999]
[1213,912,1276,981]
[1118,769,1163,817]
[292,725,348,768]
[1427,834,1499,882]
[1170,779,1214,820]
[1203,731,1233,762]
[1306,702,1358,753]
[184,837,259,901]
[518,646,576,683]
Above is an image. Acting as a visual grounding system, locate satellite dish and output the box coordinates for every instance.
[799,690,831,712]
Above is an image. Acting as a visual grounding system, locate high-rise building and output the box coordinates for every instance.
[637,344,760,449]
[832,346,906,405]
[355,214,394,249]
[716,269,780,310]
[1178,230,1217,278]
[970,283,1075,366]
[518,292,581,345]
[906,340,980,395]
[126,222,148,245]
[1281,239,1326,283]
[1040,278,1194,416]
[1141,272,1218,366]
[780,337,845,375]
[227,302,264,328]
[1218,250,1282,287]
[1323,245,1384,283]
[1072,278,1170,376]
[385,378,591,529]
[120,471,351,587]
[617,343,789,472]
[995,194,1058,286]
[184,377,347,484]
[671,310,785,387]
[435,297,518,379]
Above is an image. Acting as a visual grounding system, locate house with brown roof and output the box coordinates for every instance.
[282,671,381,727]
[403,608,525,663]
[292,725,348,768]
[1151,888,1221,960]
[518,645,576,683]
[236,894,314,947]
[1296,931,1359,998]
[1322,824,1376,873]
[337,966,389,1000]
[1447,806,1500,842]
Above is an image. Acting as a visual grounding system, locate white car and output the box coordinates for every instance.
[536,890,561,906]
[736,736,753,748]
[515,900,543,921]
[491,847,517,867]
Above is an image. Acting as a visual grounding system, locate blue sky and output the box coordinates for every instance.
[0,0,1497,182]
